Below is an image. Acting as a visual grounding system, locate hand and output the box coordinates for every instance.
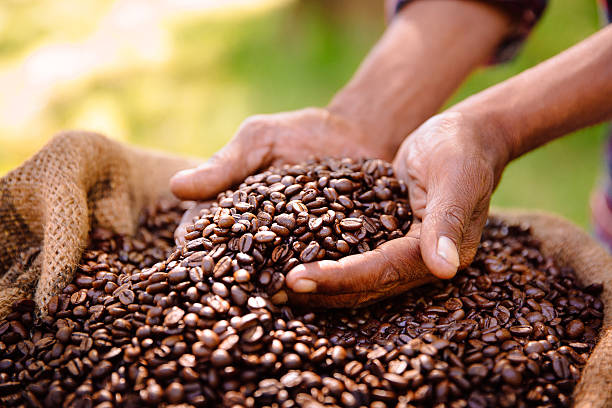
[286,112,510,307]
[174,201,213,246]
[170,107,392,201]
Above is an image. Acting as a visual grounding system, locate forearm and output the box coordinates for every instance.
[453,25,612,164]
[328,0,511,157]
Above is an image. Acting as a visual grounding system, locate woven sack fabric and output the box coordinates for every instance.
[0,132,199,318]
[494,210,612,408]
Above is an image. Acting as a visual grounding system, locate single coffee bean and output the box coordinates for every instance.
[379,215,399,231]
[566,319,585,339]
[339,218,363,231]
[299,241,320,263]
[211,349,232,367]
[254,230,277,243]
[118,289,135,305]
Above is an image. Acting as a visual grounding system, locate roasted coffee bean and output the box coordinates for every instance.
[299,241,320,263]
[330,178,353,193]
[380,214,399,231]
[168,266,188,284]
[118,289,135,305]
[213,256,232,278]
[211,349,232,367]
[0,162,602,408]
[164,307,185,327]
[339,218,363,231]
[566,319,585,339]
[254,230,277,243]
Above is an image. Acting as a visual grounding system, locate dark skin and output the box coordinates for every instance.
[172,0,612,307]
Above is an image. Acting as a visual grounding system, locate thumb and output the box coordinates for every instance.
[419,164,490,279]
[286,233,434,308]
[170,120,273,200]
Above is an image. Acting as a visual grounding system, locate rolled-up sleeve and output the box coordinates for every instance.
[385,0,548,63]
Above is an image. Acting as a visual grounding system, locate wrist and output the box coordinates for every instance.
[328,0,512,163]
[441,109,514,182]
[326,96,397,160]
[322,104,396,161]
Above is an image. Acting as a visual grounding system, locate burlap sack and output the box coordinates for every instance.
[0,132,609,406]
[0,131,200,319]
[494,210,612,408]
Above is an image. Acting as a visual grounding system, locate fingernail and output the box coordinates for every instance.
[170,169,193,184]
[437,236,459,270]
[292,279,317,293]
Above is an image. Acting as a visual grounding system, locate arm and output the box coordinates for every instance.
[414,24,612,280]
[453,24,612,165]
[328,0,512,157]
[170,0,511,200]
[287,25,612,305]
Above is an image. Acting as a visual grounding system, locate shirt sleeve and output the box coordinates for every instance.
[385,0,548,63]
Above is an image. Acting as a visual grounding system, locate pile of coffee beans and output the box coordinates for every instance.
[0,158,603,408]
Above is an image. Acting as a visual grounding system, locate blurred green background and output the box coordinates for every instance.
[0,0,606,228]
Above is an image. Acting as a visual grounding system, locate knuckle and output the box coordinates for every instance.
[463,158,495,194]
[371,248,403,291]
[459,244,478,268]
[438,204,468,235]
[238,115,270,137]
[424,112,465,135]
[301,107,323,117]
[353,292,381,308]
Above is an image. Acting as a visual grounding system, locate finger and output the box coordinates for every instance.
[170,119,273,200]
[174,223,188,247]
[459,198,490,266]
[174,202,210,246]
[419,161,493,279]
[289,292,375,309]
[393,150,427,220]
[286,235,435,308]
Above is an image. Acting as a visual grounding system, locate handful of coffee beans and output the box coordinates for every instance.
[0,158,603,408]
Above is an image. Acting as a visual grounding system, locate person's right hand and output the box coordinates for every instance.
[285,111,512,307]
[170,107,392,201]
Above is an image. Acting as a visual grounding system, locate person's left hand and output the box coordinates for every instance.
[285,112,510,307]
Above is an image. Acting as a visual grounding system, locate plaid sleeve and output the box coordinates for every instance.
[599,0,612,23]
[385,0,548,63]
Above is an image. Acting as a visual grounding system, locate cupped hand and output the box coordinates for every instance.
[286,112,510,307]
[170,107,391,201]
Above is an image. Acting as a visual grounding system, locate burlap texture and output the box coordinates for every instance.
[0,131,200,318]
[0,133,609,406]
[493,210,612,408]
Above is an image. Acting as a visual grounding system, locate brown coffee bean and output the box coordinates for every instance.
[70,290,87,305]
[510,325,533,336]
[233,269,251,283]
[211,349,232,367]
[566,319,585,339]
[218,215,236,229]
[201,256,215,275]
[164,307,185,327]
[0,160,602,408]
[247,296,267,309]
[380,215,399,231]
[166,382,184,404]
[339,218,363,231]
[118,289,135,305]
[330,178,353,193]
[91,361,113,378]
[254,230,277,243]
[168,266,188,284]
[211,256,231,278]
[299,241,321,263]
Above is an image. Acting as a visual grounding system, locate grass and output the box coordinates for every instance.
[0,0,606,228]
